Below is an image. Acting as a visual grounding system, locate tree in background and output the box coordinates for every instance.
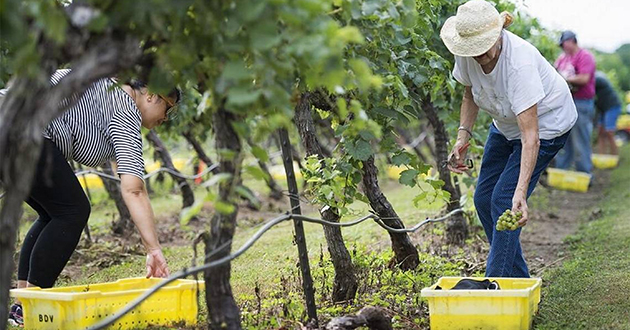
[594,46,630,95]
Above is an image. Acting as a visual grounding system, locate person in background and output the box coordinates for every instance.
[440,0,576,277]
[6,69,178,327]
[554,30,597,174]
[594,71,622,155]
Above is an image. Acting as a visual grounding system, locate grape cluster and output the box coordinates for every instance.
[495,209,523,231]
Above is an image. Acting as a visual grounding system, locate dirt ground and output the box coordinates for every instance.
[522,169,609,275]
[54,169,610,283]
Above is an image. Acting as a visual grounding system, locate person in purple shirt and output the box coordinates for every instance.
[554,30,597,175]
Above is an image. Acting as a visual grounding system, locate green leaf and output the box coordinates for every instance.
[335,26,364,44]
[361,0,382,16]
[337,98,348,119]
[40,3,67,44]
[217,148,238,160]
[244,165,270,181]
[148,67,173,95]
[415,162,432,174]
[251,145,269,162]
[227,88,262,107]
[315,107,330,119]
[349,59,381,91]
[427,178,445,190]
[413,192,429,208]
[180,198,204,225]
[463,176,476,188]
[391,152,411,166]
[440,190,451,202]
[215,200,236,215]
[359,130,375,141]
[412,67,429,86]
[372,107,401,119]
[235,186,261,209]
[87,14,108,33]
[201,173,233,188]
[399,169,419,187]
[354,192,369,204]
[222,61,251,80]
[238,0,266,22]
[251,21,281,50]
[429,57,444,70]
[346,139,372,161]
[196,91,212,116]
[386,3,400,20]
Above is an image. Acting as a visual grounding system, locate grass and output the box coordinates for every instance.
[58,177,446,294]
[534,146,630,330]
[18,164,448,294]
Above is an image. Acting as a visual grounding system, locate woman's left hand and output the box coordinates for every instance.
[512,192,528,227]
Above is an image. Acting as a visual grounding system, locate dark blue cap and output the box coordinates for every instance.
[559,30,577,45]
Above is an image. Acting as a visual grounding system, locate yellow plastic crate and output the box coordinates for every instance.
[77,173,104,190]
[616,114,630,130]
[421,277,542,330]
[385,165,429,181]
[547,168,591,193]
[145,158,188,173]
[10,278,204,330]
[592,153,619,169]
[269,162,302,180]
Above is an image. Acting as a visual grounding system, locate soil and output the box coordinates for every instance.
[56,191,316,283]
[55,169,608,282]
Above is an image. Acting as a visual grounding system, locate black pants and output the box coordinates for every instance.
[17,139,90,288]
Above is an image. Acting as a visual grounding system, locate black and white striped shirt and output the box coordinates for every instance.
[44,69,145,180]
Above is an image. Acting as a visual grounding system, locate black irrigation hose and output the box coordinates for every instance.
[374,208,465,233]
[75,163,220,182]
[86,208,464,330]
[0,164,220,201]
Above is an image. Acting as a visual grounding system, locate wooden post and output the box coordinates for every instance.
[278,128,318,325]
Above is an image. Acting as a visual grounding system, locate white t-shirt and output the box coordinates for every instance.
[453,30,577,140]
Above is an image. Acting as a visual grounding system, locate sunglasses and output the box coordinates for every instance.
[158,95,179,120]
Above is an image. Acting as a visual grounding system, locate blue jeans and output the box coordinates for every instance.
[474,124,570,277]
[599,105,622,131]
[555,98,595,173]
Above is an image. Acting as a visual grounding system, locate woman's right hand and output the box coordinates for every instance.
[146,248,170,278]
[447,139,470,174]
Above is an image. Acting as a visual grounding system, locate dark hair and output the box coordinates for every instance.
[128,79,181,105]
[128,79,147,90]
[165,87,182,105]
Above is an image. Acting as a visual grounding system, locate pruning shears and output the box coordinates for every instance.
[443,142,474,172]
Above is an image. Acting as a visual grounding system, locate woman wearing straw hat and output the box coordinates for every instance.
[440,0,577,277]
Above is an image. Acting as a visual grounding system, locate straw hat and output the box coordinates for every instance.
[440,0,510,57]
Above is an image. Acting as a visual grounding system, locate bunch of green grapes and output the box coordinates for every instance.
[496,209,523,231]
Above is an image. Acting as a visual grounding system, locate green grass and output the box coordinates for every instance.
[40,171,447,297]
[534,146,630,330]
